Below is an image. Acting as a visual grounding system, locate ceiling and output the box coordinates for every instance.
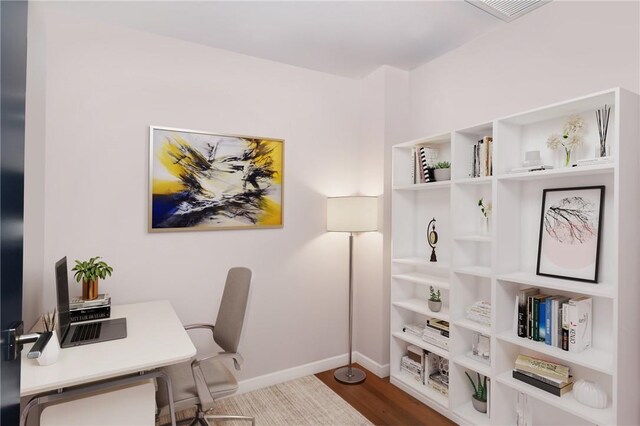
[42,1,504,78]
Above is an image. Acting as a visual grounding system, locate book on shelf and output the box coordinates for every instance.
[576,156,614,166]
[515,354,570,382]
[512,370,573,397]
[549,296,569,347]
[531,294,549,341]
[466,300,491,326]
[567,296,593,353]
[422,327,449,350]
[471,136,493,178]
[518,288,539,338]
[514,368,573,388]
[562,303,570,351]
[427,373,449,396]
[426,324,449,338]
[427,319,449,332]
[413,146,437,183]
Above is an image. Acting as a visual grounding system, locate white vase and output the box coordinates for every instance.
[481,217,491,235]
[573,379,608,409]
[38,331,61,366]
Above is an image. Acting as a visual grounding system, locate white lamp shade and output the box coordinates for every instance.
[327,196,378,232]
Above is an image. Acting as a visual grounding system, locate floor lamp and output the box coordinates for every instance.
[327,196,378,384]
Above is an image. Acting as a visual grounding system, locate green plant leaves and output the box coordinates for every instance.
[71,257,114,283]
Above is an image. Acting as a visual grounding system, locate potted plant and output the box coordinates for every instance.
[433,161,451,182]
[72,256,113,300]
[465,371,488,413]
[477,198,492,235]
[428,286,442,312]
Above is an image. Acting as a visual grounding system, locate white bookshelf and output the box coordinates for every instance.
[390,88,640,425]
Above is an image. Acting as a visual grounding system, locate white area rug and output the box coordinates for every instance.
[158,375,372,425]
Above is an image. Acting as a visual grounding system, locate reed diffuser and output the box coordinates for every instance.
[595,105,611,157]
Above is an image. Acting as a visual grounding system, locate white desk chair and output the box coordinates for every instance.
[156,267,253,426]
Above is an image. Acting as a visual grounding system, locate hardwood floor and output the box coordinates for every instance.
[316,364,457,426]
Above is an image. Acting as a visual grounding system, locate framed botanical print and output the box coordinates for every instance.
[149,126,284,232]
[536,186,604,283]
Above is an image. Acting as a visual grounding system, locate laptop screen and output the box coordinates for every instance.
[55,257,71,343]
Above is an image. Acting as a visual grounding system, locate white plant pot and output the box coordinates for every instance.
[38,331,61,366]
[428,300,442,312]
[433,168,451,182]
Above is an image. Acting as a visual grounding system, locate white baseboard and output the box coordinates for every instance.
[237,352,390,395]
[354,352,390,378]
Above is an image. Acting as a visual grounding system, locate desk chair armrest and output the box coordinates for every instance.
[184,323,215,339]
[192,351,244,371]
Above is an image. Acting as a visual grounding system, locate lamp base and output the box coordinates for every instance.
[334,366,366,384]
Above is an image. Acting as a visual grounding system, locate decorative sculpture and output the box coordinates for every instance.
[427,218,438,262]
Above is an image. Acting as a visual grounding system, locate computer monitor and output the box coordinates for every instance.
[55,256,71,343]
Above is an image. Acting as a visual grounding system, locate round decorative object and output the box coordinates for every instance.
[573,379,608,409]
[438,358,449,377]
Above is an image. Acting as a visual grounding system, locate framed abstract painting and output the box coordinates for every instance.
[149,126,284,232]
[536,186,604,283]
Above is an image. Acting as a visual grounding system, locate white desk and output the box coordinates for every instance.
[20,300,196,425]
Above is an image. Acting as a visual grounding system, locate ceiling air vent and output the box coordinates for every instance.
[466,0,550,22]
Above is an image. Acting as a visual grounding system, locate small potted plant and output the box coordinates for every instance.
[72,256,113,300]
[477,198,492,235]
[465,371,488,413]
[428,286,442,312]
[433,161,451,182]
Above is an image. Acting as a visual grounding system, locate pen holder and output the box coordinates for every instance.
[38,331,61,366]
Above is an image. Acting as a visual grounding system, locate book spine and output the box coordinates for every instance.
[514,368,569,388]
[473,144,477,178]
[517,291,527,338]
[532,298,540,341]
[512,371,565,397]
[515,355,570,380]
[551,299,558,347]
[411,148,416,184]
[538,299,546,342]
[545,298,552,345]
[561,303,569,351]
[568,298,592,353]
[527,295,534,339]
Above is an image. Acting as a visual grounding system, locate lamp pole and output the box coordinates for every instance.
[334,232,366,384]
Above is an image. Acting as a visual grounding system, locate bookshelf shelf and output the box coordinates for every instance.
[496,271,615,299]
[495,331,614,375]
[454,176,493,185]
[495,371,614,426]
[453,319,491,335]
[392,257,450,271]
[391,88,638,425]
[452,355,491,377]
[392,298,450,322]
[453,401,491,426]
[496,163,614,182]
[392,331,449,359]
[391,372,449,408]
[453,235,491,243]
[392,272,450,290]
[393,181,451,191]
[453,266,492,279]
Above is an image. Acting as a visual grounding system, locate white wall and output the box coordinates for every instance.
[24,7,365,380]
[409,0,640,138]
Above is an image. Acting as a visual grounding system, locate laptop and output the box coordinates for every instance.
[56,257,127,348]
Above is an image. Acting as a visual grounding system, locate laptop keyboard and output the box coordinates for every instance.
[70,322,102,343]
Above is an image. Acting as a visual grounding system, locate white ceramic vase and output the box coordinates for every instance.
[37,331,61,366]
[573,379,608,409]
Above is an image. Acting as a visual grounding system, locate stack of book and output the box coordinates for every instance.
[422,319,449,350]
[411,146,438,184]
[517,288,592,353]
[401,355,423,382]
[513,354,573,397]
[471,136,493,178]
[466,301,491,326]
[69,293,111,323]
